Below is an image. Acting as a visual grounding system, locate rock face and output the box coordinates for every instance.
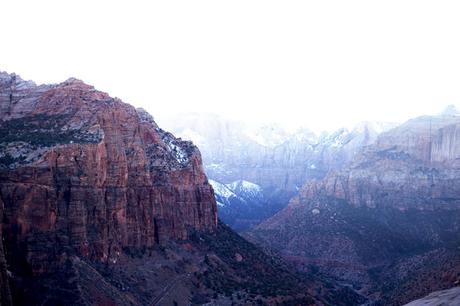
[0,205,12,306]
[250,108,460,305]
[296,106,460,211]
[404,286,460,306]
[0,72,217,301]
[160,112,393,229]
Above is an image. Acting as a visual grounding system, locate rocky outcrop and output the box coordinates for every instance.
[404,286,460,306]
[295,106,460,211]
[249,108,460,305]
[0,72,217,299]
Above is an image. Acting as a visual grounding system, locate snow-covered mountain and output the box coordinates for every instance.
[227,179,262,198]
[208,179,241,207]
[209,179,266,230]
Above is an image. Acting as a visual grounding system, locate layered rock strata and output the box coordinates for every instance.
[0,72,217,277]
[250,108,460,305]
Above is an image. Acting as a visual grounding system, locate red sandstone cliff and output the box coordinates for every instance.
[0,72,217,277]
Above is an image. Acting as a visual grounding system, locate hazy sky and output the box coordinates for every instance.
[1,1,459,132]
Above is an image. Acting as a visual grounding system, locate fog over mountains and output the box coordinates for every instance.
[159,112,397,230]
[2,0,460,305]
[1,71,459,305]
[2,72,363,305]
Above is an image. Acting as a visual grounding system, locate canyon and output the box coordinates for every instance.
[0,72,361,305]
[248,107,460,305]
[161,107,460,305]
[0,71,458,305]
[160,113,394,230]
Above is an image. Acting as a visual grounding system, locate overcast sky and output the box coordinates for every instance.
[1,1,459,132]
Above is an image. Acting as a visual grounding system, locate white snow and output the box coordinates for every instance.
[330,136,344,148]
[243,124,291,148]
[167,142,188,164]
[161,133,190,165]
[208,163,224,169]
[226,180,263,199]
[209,179,237,199]
[227,180,261,192]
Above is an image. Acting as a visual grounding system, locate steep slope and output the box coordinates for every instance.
[249,107,460,305]
[188,222,366,306]
[226,180,263,201]
[0,72,218,258]
[210,179,267,230]
[403,286,460,306]
[0,71,218,304]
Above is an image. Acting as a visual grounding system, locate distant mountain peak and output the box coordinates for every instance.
[63,77,85,84]
[209,179,238,201]
[440,104,459,116]
[227,179,263,195]
[0,71,36,89]
[61,77,95,90]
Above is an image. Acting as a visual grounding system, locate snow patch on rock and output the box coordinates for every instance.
[226,180,263,198]
[209,179,238,200]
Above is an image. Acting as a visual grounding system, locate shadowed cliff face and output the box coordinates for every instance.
[0,72,217,275]
[250,109,460,305]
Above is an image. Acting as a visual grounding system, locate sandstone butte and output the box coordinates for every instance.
[0,72,217,305]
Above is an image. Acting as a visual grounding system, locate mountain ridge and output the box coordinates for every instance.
[161,112,395,231]
[249,109,460,305]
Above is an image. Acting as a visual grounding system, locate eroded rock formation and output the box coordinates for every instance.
[0,72,368,306]
[250,107,460,305]
[0,71,217,277]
